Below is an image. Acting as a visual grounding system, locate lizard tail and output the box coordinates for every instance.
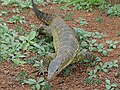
[31,0,56,24]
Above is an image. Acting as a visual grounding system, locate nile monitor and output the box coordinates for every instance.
[31,0,96,81]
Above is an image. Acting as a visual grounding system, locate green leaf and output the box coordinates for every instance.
[32,42,40,48]
[36,83,41,90]
[19,36,26,41]
[38,77,44,83]
[103,69,108,73]
[19,60,26,65]
[12,59,26,65]
[12,59,20,65]
[42,82,52,90]
[106,85,111,90]
[106,78,110,85]
[114,40,119,44]
[91,39,96,43]
[26,79,36,85]
[22,42,29,50]
[111,83,117,87]
[18,55,26,58]
[102,50,107,56]
[114,60,118,64]
[112,45,116,49]
[88,70,93,76]
[95,65,100,70]
[28,31,36,41]
[31,86,36,90]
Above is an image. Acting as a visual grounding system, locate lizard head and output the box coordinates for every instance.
[47,55,73,81]
[47,58,62,81]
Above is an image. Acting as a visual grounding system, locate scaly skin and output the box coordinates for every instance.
[31,0,95,80]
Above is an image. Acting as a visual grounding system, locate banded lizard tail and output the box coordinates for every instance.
[31,0,95,81]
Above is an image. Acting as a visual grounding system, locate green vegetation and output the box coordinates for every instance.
[18,71,28,84]
[62,65,74,76]
[105,78,118,90]
[63,12,74,21]
[0,23,25,62]
[84,70,102,84]
[96,17,104,22]
[118,32,120,36]
[74,28,112,56]
[1,0,32,8]
[106,40,119,49]
[54,0,105,11]
[23,77,52,90]
[77,17,88,25]
[33,60,47,74]
[107,4,120,16]
[0,10,8,16]
[85,60,118,85]
[95,60,118,73]
[8,15,26,24]
[19,31,39,50]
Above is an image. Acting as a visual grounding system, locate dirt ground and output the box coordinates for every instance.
[0,3,120,90]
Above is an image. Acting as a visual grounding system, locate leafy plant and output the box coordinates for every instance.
[77,17,88,25]
[12,8,21,14]
[52,0,70,4]
[84,70,102,84]
[0,23,25,62]
[93,32,107,39]
[34,0,50,6]
[1,0,32,8]
[36,37,54,56]
[96,17,104,22]
[74,28,109,56]
[19,0,32,9]
[118,32,120,36]
[19,31,39,50]
[63,12,74,21]
[0,10,8,16]
[95,60,118,73]
[58,0,105,11]
[15,26,28,35]
[33,60,47,74]
[107,4,120,16]
[62,65,74,76]
[96,43,107,56]
[98,3,112,11]
[105,78,118,90]
[12,59,26,66]
[80,56,101,67]
[95,62,109,73]
[104,60,119,69]
[15,71,28,83]
[8,15,26,24]
[0,18,4,23]
[1,0,19,6]
[23,77,52,90]
[106,40,119,49]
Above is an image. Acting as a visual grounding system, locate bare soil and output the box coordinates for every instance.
[0,3,120,90]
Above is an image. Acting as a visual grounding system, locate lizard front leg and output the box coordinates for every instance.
[38,24,52,35]
[43,53,56,68]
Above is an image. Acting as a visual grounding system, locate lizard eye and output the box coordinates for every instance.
[56,68,59,72]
